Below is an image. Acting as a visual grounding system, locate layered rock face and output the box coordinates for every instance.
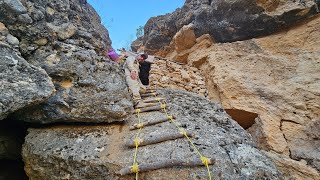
[150,14,320,179]
[0,0,132,123]
[149,57,208,97]
[134,0,319,54]
[23,89,283,179]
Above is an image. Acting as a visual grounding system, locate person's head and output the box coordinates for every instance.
[136,53,148,62]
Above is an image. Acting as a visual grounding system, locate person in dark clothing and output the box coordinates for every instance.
[139,61,151,85]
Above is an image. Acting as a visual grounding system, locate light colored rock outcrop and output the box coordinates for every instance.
[23,89,283,179]
[153,15,320,178]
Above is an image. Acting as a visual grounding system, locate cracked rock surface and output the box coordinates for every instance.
[0,33,55,120]
[23,89,283,179]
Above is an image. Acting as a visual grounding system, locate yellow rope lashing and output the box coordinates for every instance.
[153,93,213,180]
[131,109,142,179]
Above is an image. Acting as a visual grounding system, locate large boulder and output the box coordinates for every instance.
[12,47,132,123]
[23,89,283,179]
[139,0,319,54]
[0,23,55,120]
[0,0,132,123]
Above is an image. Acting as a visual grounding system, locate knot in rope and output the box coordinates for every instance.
[134,138,141,147]
[136,123,144,128]
[201,156,209,166]
[161,104,166,109]
[131,163,140,173]
[179,129,187,136]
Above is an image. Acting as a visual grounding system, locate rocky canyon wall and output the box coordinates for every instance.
[146,10,320,180]
[1,0,317,179]
[133,0,319,55]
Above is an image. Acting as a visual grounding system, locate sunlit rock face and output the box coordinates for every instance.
[0,0,132,123]
[138,0,318,54]
[148,15,320,179]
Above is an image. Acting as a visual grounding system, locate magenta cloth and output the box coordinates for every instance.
[107,49,119,61]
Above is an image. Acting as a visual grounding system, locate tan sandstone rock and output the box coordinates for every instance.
[152,14,320,179]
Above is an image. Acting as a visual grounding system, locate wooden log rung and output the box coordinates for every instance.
[125,131,193,148]
[144,89,156,94]
[135,102,159,109]
[130,116,175,130]
[141,93,158,97]
[141,98,165,104]
[119,158,215,175]
[145,87,156,91]
[133,105,164,114]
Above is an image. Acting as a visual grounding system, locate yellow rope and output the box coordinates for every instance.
[131,109,142,179]
[156,95,212,180]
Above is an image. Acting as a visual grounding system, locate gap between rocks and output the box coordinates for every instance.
[225,109,258,129]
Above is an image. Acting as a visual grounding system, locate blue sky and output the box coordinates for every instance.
[87,0,185,51]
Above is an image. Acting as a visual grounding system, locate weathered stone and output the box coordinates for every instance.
[1,0,27,14]
[46,23,76,41]
[46,7,55,16]
[0,0,132,123]
[0,44,55,120]
[149,57,208,97]
[0,22,7,33]
[172,23,196,52]
[281,120,320,171]
[138,0,318,54]
[131,36,144,52]
[13,48,132,123]
[23,89,283,179]
[6,34,19,45]
[17,14,33,24]
[265,151,320,179]
[33,38,48,46]
[305,119,320,139]
[153,15,320,179]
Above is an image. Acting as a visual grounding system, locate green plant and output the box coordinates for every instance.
[136,25,144,38]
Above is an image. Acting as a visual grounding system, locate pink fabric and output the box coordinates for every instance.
[107,49,119,61]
